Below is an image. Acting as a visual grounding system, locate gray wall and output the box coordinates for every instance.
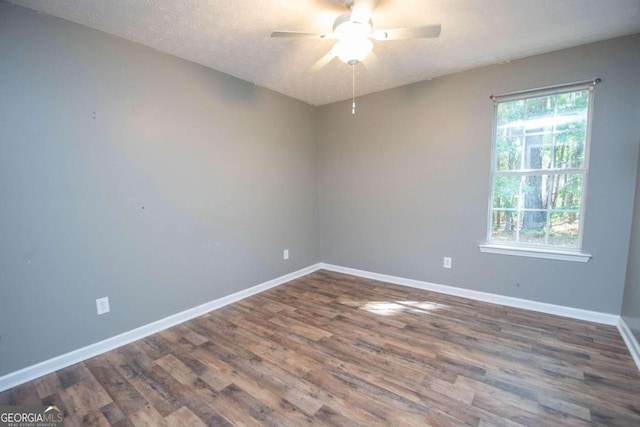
[622,149,640,342]
[318,34,640,314]
[0,2,318,376]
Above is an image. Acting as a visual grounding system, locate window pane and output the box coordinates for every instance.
[496,101,525,171]
[554,122,586,169]
[492,176,521,208]
[522,174,549,211]
[497,99,524,127]
[520,210,547,245]
[491,209,519,243]
[524,132,544,170]
[541,132,554,169]
[548,211,580,247]
[556,90,589,114]
[520,210,547,237]
[496,136,523,171]
[550,174,583,210]
[526,95,555,121]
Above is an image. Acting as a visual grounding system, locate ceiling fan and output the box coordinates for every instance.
[270,0,442,73]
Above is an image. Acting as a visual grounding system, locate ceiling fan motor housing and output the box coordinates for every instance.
[333,13,372,36]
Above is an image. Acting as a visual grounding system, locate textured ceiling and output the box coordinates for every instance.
[8,0,640,106]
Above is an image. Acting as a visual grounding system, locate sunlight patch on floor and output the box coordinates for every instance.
[360,301,447,316]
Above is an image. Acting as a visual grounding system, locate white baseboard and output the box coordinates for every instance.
[318,263,620,325]
[617,318,640,372]
[0,263,323,393]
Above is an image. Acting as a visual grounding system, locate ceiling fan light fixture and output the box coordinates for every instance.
[334,37,373,65]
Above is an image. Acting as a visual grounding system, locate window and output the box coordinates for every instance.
[481,81,597,261]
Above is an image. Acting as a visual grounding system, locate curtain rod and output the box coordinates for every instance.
[490,77,601,101]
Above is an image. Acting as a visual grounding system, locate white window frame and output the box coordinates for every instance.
[479,80,598,262]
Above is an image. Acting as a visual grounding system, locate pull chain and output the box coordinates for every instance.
[351,64,356,115]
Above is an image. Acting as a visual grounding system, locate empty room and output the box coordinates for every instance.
[1,0,640,425]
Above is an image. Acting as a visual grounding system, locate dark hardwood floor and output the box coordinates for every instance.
[2,270,639,426]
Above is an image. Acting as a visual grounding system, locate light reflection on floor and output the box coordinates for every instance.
[358,301,448,316]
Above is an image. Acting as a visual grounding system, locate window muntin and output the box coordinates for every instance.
[488,88,592,250]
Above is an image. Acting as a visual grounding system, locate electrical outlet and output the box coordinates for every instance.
[443,257,452,269]
[283,249,289,260]
[96,297,110,315]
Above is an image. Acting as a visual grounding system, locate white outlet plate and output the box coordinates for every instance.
[283,249,289,260]
[444,257,452,269]
[96,297,110,315]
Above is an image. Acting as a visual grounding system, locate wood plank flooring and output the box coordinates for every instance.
[2,270,639,426]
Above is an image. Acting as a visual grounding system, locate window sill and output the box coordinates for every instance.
[478,244,591,263]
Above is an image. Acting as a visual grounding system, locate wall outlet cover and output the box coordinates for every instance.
[96,297,110,315]
[444,257,452,269]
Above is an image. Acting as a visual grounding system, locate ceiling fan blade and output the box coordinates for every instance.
[350,0,378,24]
[308,50,336,73]
[362,50,381,74]
[373,24,441,41]
[271,31,334,39]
